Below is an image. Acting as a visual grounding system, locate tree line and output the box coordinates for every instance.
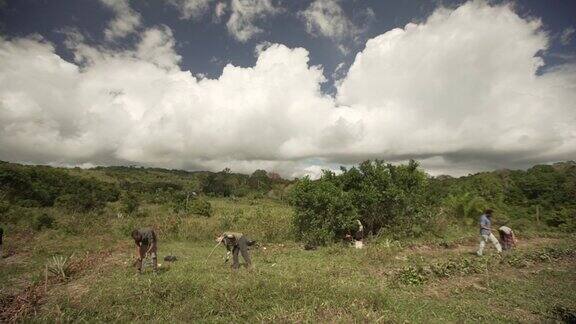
[0,160,574,241]
[290,160,576,244]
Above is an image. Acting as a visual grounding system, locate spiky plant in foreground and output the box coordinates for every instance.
[47,255,71,279]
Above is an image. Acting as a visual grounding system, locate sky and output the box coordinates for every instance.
[0,0,575,178]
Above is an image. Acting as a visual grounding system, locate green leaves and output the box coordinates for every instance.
[290,177,357,245]
[290,160,431,243]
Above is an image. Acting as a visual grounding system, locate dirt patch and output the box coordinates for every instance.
[65,282,90,306]
[423,257,576,300]
[0,282,46,322]
[1,249,30,266]
[399,237,565,260]
[0,244,128,322]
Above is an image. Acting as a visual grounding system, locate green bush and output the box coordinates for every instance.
[55,193,105,213]
[442,192,486,222]
[290,177,357,245]
[398,265,428,285]
[0,163,119,208]
[0,199,10,216]
[545,208,576,232]
[190,198,212,217]
[32,213,54,231]
[290,160,431,243]
[121,192,140,214]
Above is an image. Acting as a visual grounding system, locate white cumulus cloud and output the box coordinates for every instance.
[214,1,229,22]
[226,0,281,42]
[167,0,216,20]
[336,1,576,172]
[1,1,575,177]
[100,0,142,41]
[299,0,356,41]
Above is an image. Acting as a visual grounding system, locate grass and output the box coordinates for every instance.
[1,198,575,322]
[24,240,576,322]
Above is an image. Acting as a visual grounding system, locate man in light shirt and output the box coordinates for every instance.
[477,209,502,256]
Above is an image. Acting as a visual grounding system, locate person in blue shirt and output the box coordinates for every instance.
[476,209,502,256]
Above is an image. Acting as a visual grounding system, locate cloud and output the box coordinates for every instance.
[336,1,576,173]
[1,1,575,177]
[167,0,216,20]
[299,0,357,41]
[164,0,279,42]
[226,0,281,42]
[100,0,142,41]
[299,0,374,54]
[560,26,575,45]
[214,1,229,22]
[0,28,332,176]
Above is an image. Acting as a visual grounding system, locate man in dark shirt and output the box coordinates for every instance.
[131,228,158,273]
[217,232,254,270]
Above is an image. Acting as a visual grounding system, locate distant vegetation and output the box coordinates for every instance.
[291,160,576,244]
[0,160,574,242]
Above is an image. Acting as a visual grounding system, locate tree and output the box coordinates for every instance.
[201,169,234,196]
[290,177,357,245]
[289,160,432,242]
[249,169,271,191]
[121,192,140,214]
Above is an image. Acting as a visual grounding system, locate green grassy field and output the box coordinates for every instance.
[1,198,575,322]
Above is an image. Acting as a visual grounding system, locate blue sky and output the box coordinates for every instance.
[2,0,575,90]
[0,0,575,177]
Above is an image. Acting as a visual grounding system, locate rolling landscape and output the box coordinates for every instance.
[1,160,575,322]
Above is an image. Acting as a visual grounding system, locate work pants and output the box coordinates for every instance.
[477,233,502,256]
[232,236,252,269]
[138,243,157,272]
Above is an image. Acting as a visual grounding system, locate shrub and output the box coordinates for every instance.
[398,265,428,285]
[121,192,140,214]
[290,177,357,245]
[32,213,54,231]
[55,193,105,213]
[0,198,10,216]
[190,198,212,217]
[290,160,431,243]
[47,255,71,280]
[442,192,486,222]
[0,163,119,208]
[545,208,576,232]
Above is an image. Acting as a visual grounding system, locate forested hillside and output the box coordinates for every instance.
[1,160,574,239]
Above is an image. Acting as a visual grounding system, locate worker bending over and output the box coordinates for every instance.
[498,225,517,251]
[131,227,158,273]
[217,232,255,270]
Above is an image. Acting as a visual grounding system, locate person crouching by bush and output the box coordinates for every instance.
[217,232,255,270]
[344,220,365,249]
[498,225,517,251]
[132,228,158,273]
